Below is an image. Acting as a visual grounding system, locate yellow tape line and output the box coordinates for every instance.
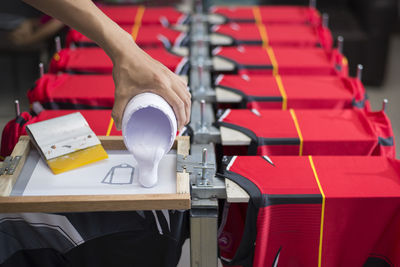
[107,6,145,135]
[106,117,114,136]
[308,156,326,267]
[252,6,262,24]
[131,6,145,40]
[266,46,278,76]
[289,109,303,156]
[275,74,287,110]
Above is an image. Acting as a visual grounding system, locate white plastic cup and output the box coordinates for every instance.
[122,93,177,187]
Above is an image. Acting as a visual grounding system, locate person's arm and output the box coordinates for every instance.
[22,0,191,130]
[9,18,64,48]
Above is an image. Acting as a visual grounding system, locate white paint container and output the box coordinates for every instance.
[122,93,177,188]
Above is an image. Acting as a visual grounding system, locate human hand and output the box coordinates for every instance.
[111,34,191,131]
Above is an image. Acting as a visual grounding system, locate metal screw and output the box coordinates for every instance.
[200,100,206,128]
[55,36,61,53]
[382,99,388,113]
[201,148,207,179]
[322,13,329,28]
[357,64,363,81]
[14,100,20,117]
[39,62,44,78]
[337,36,344,54]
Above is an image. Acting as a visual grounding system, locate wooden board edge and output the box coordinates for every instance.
[0,136,31,197]
[220,126,252,146]
[0,193,191,213]
[225,179,249,203]
[97,136,125,150]
[176,136,190,156]
[177,171,190,194]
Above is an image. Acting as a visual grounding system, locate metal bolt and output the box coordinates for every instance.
[382,99,388,113]
[337,36,344,54]
[55,36,61,53]
[200,100,206,128]
[14,100,20,117]
[39,62,44,78]
[201,148,207,179]
[322,13,329,28]
[357,64,363,81]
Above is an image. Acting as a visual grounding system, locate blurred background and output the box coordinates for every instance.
[0,0,399,155]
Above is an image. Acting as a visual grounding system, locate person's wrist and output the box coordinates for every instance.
[105,30,138,64]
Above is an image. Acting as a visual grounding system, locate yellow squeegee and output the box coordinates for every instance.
[26,112,108,174]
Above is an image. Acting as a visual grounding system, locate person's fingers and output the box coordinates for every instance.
[172,84,191,126]
[158,89,186,131]
[111,89,131,130]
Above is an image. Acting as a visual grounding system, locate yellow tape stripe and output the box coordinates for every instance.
[275,74,287,110]
[256,24,269,47]
[252,6,262,24]
[253,7,278,75]
[266,46,278,76]
[308,156,326,267]
[108,6,144,135]
[131,6,145,40]
[289,109,303,156]
[106,118,114,136]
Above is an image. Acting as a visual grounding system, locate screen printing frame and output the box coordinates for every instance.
[0,136,190,213]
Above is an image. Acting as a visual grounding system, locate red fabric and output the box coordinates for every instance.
[213,46,348,76]
[212,23,332,50]
[210,6,321,25]
[99,6,187,25]
[49,48,186,74]
[0,110,120,157]
[219,109,394,156]
[28,74,115,109]
[0,113,33,158]
[216,74,367,109]
[26,110,120,136]
[66,25,186,48]
[220,156,400,266]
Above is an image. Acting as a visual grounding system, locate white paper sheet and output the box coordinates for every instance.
[22,152,177,196]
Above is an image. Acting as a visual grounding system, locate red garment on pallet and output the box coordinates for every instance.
[28,74,115,109]
[0,110,119,158]
[99,5,188,26]
[49,48,188,74]
[211,23,332,50]
[66,25,187,48]
[219,156,400,267]
[212,46,348,76]
[217,109,394,157]
[215,74,368,110]
[209,5,321,25]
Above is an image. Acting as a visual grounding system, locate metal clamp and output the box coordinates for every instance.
[189,100,221,144]
[177,144,216,187]
[0,156,21,176]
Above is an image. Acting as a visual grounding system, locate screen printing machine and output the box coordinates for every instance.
[1,1,400,267]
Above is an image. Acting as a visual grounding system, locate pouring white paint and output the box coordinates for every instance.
[122,93,177,188]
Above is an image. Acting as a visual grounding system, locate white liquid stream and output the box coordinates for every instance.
[122,93,177,188]
[131,144,165,188]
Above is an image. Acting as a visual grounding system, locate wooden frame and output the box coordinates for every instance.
[0,136,191,213]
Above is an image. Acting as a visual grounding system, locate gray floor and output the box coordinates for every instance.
[365,34,400,158]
